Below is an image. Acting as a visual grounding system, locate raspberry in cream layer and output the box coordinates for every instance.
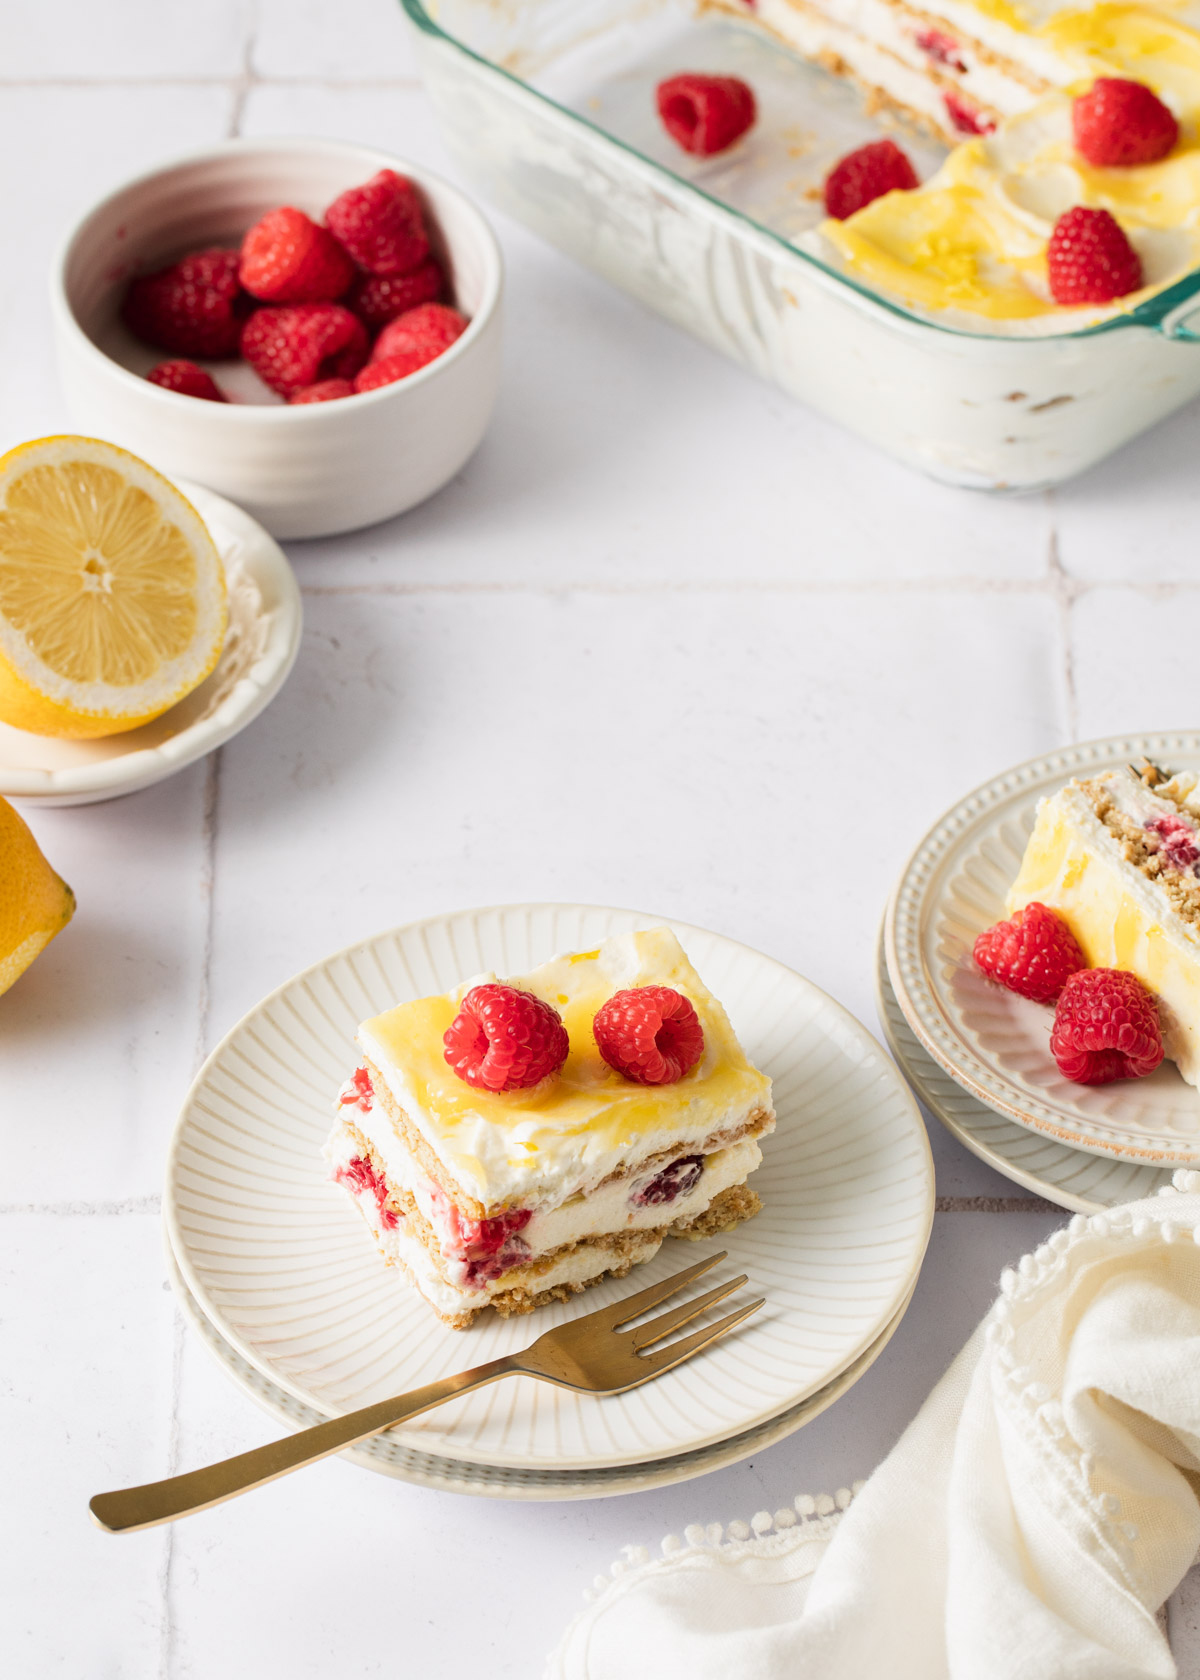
[1006,765,1200,1086]
[713,0,1200,327]
[324,928,774,1328]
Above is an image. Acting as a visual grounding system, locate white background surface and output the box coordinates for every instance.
[3,1,1200,1673]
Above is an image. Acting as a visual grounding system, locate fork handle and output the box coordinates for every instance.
[89,1355,519,1533]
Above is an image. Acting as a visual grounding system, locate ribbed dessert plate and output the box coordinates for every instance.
[874,931,1174,1212]
[885,733,1200,1167]
[166,904,934,1471]
[0,481,302,807]
[164,1226,916,1499]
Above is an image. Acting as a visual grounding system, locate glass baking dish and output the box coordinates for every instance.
[401,0,1200,489]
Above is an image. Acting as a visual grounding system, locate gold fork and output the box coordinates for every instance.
[90,1251,761,1533]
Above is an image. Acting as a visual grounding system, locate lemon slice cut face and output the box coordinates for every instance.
[0,436,227,738]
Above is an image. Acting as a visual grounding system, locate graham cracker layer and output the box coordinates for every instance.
[1079,779,1200,932]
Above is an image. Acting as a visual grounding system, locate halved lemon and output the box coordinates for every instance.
[0,436,227,738]
[0,793,75,996]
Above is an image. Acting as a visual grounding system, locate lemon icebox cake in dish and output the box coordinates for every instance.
[325,927,775,1327]
[1008,763,1200,1087]
[709,0,1200,330]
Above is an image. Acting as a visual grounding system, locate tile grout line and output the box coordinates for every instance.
[158,743,223,1679]
[935,1195,1062,1213]
[0,74,423,89]
[226,0,260,138]
[0,1196,161,1215]
[1045,504,1082,744]
[291,575,1200,600]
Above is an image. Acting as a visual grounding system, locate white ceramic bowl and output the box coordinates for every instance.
[51,137,504,540]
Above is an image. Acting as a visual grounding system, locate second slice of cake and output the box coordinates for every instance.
[325,927,775,1328]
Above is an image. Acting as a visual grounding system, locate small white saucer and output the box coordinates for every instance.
[0,480,301,807]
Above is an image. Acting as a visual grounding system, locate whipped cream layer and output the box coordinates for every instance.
[326,1110,761,1301]
[1006,775,1200,1085]
[357,927,774,1213]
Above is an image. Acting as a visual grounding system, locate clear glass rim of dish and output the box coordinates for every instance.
[400,0,1200,347]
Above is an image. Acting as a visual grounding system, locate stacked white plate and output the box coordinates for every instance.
[882,733,1200,1212]
[166,904,934,1498]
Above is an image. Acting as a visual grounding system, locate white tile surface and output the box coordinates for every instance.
[1,1214,174,1677]
[0,85,235,451]
[2,8,1199,1676]
[1071,589,1200,738]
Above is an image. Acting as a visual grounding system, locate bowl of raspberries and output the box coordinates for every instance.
[52,137,503,538]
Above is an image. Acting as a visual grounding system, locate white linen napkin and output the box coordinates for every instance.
[547,1173,1200,1680]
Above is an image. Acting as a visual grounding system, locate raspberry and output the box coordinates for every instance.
[1047,206,1142,305]
[656,74,757,156]
[973,902,1086,1004]
[1050,969,1164,1084]
[345,258,445,331]
[823,140,919,220]
[290,378,355,404]
[943,90,996,135]
[631,1155,703,1207]
[239,207,355,304]
[338,1066,374,1110]
[593,987,705,1085]
[325,169,430,277]
[121,247,245,358]
[336,1154,400,1230]
[353,352,433,393]
[443,984,569,1092]
[146,360,227,401]
[1145,813,1200,871]
[370,303,469,366]
[1072,78,1178,168]
[915,29,966,71]
[241,304,368,397]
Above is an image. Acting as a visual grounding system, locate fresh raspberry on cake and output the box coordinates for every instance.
[973,902,1086,1003]
[370,303,469,365]
[656,74,757,156]
[241,304,368,397]
[823,139,918,220]
[443,983,570,1092]
[239,207,355,304]
[593,986,706,1085]
[1047,207,1143,305]
[290,378,355,404]
[326,169,431,276]
[1050,968,1164,1084]
[1072,78,1178,168]
[345,258,445,331]
[122,248,245,358]
[146,360,227,401]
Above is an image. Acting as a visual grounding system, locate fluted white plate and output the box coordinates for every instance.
[885,733,1200,1166]
[0,481,301,806]
[874,931,1174,1213]
[166,904,934,1472]
[165,1226,916,1499]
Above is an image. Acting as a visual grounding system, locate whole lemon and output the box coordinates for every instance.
[0,795,75,995]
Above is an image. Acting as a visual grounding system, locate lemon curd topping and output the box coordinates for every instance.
[817,1,1200,321]
[356,928,775,1210]
[1006,779,1200,1084]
